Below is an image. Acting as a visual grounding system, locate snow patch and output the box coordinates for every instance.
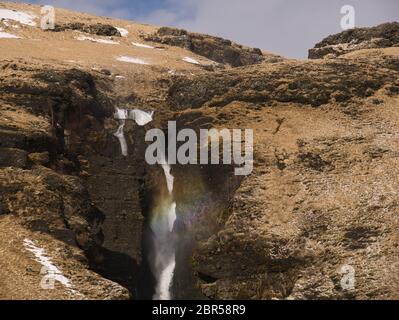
[116,56,150,65]
[131,109,154,126]
[23,239,76,293]
[76,35,119,45]
[0,9,37,26]
[116,27,129,37]
[0,30,20,39]
[132,42,154,49]
[114,108,154,126]
[182,57,200,65]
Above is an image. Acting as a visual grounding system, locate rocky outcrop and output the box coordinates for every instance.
[168,58,399,109]
[309,22,399,59]
[1,2,398,300]
[54,23,122,37]
[0,62,108,255]
[160,45,399,300]
[0,60,134,298]
[142,27,266,67]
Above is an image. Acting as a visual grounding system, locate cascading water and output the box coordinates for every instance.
[114,107,153,156]
[113,108,177,299]
[150,160,177,300]
[114,119,128,156]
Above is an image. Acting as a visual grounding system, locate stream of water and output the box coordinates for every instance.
[151,161,177,300]
[113,108,176,299]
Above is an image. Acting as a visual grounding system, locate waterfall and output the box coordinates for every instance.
[161,163,174,194]
[151,160,177,300]
[112,108,176,299]
[113,120,128,156]
[113,108,153,156]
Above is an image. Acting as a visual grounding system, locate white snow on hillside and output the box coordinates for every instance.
[132,42,154,49]
[182,57,200,65]
[23,239,75,291]
[116,27,129,37]
[0,9,37,26]
[116,56,150,65]
[114,108,154,126]
[76,35,119,45]
[131,109,154,126]
[0,28,20,39]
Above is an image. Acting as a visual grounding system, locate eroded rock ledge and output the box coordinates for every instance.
[142,26,267,67]
[1,2,398,300]
[309,22,399,59]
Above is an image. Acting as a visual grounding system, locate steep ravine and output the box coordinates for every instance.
[2,52,398,299]
[134,126,244,299]
[1,3,398,299]
[0,60,242,300]
[1,62,241,299]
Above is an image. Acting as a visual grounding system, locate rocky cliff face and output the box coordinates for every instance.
[141,26,279,67]
[309,22,399,59]
[0,2,398,300]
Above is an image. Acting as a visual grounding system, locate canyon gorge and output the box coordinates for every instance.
[0,2,398,300]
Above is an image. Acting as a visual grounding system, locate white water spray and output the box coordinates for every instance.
[151,160,177,300]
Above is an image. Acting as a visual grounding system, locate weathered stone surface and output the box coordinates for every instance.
[142,26,267,67]
[0,148,28,168]
[168,59,399,109]
[28,152,50,165]
[54,23,122,37]
[309,22,399,59]
[0,2,398,300]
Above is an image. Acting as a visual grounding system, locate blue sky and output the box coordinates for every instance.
[11,0,399,58]
[12,0,192,21]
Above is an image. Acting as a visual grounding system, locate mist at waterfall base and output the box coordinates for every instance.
[149,162,177,300]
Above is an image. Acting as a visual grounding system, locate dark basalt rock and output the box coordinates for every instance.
[309,22,399,59]
[298,152,332,172]
[142,26,264,67]
[315,22,399,48]
[0,147,28,168]
[54,23,121,37]
[167,59,398,109]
